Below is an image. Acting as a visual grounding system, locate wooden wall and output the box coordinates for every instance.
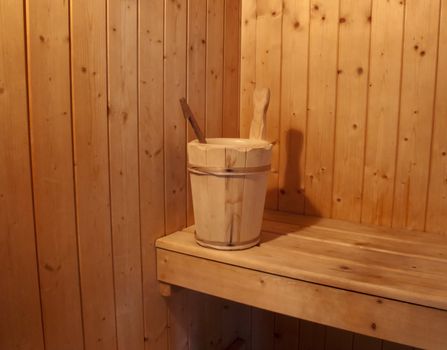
[0,0,240,349]
[239,0,447,349]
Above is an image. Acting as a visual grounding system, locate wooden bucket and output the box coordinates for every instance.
[188,138,272,250]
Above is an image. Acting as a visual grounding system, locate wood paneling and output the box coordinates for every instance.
[239,0,445,233]
[1,1,240,349]
[0,1,44,348]
[27,0,84,348]
[427,0,447,234]
[138,0,168,348]
[392,0,440,231]
[239,0,445,348]
[362,0,404,227]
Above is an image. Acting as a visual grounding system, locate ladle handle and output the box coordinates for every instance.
[180,98,207,144]
[249,88,270,140]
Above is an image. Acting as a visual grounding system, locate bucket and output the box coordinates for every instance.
[188,138,272,250]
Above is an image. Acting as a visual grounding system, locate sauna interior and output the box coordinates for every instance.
[2,0,447,349]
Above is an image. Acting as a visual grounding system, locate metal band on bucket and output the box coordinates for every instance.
[188,164,271,176]
[195,232,260,248]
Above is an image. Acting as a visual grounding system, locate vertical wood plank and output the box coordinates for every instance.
[251,308,275,350]
[164,0,188,348]
[325,327,353,350]
[138,0,168,348]
[353,335,382,350]
[361,0,405,227]
[392,0,440,230]
[382,341,413,350]
[240,0,257,138]
[332,0,372,221]
[278,0,310,213]
[188,292,223,350]
[273,315,299,350]
[26,0,85,347]
[187,0,207,226]
[222,302,251,348]
[206,0,225,138]
[0,1,44,348]
[223,0,241,138]
[426,0,447,234]
[255,0,282,209]
[304,0,340,217]
[299,320,326,350]
[108,0,144,348]
[164,0,187,234]
[71,0,118,348]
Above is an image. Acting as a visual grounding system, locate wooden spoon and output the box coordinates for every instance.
[179,98,207,143]
[249,88,270,140]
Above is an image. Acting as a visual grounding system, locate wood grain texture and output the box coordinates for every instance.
[332,0,372,221]
[305,0,340,216]
[108,0,144,348]
[157,244,447,349]
[223,0,241,138]
[26,0,84,348]
[278,0,309,214]
[164,0,188,348]
[138,0,168,348]
[71,0,117,348]
[255,0,282,209]
[361,0,404,227]
[3,1,241,349]
[426,0,447,234]
[187,0,207,227]
[164,0,187,234]
[0,1,44,348]
[392,0,441,231]
[206,0,225,138]
[240,0,257,138]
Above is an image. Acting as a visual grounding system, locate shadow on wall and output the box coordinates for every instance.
[266,128,321,219]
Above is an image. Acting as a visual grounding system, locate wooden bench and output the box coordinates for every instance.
[156,210,447,349]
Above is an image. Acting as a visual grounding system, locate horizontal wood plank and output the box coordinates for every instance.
[157,249,447,349]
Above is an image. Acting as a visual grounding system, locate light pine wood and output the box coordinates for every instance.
[305,0,340,216]
[138,0,168,348]
[0,1,44,348]
[163,1,188,348]
[206,0,225,138]
[164,0,187,234]
[362,0,404,227]
[426,0,447,234]
[108,0,144,349]
[3,1,240,349]
[223,0,241,138]
[157,243,447,349]
[26,0,84,348]
[332,0,372,221]
[255,0,282,209]
[71,0,118,348]
[188,139,272,249]
[278,0,310,214]
[392,0,441,231]
[239,0,257,138]
[187,0,207,226]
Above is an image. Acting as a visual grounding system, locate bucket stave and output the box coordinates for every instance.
[188,138,272,250]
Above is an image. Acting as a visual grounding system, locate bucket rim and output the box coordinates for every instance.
[189,137,271,149]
